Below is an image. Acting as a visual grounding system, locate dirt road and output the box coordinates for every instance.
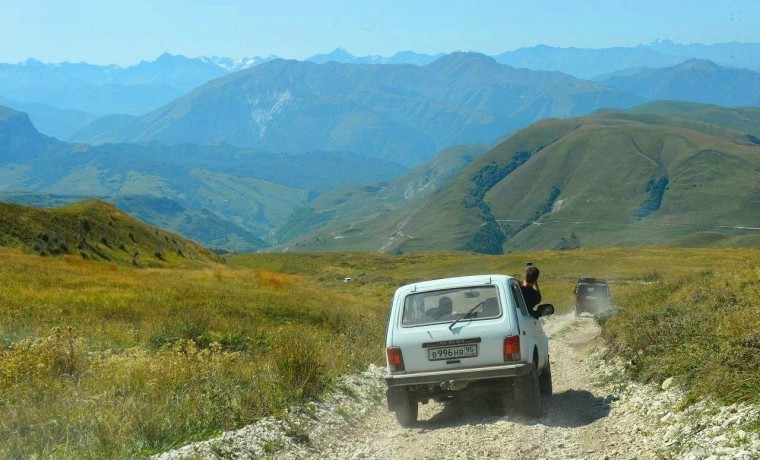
[157,312,760,460]
[281,312,652,460]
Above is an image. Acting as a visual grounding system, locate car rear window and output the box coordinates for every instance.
[401,285,500,327]
[578,283,608,296]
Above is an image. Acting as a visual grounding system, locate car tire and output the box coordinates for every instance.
[515,362,543,417]
[492,381,515,416]
[394,391,418,427]
[539,359,553,395]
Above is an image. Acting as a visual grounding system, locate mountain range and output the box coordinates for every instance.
[599,59,760,107]
[0,53,274,140]
[292,41,760,78]
[0,106,405,251]
[3,101,759,253]
[3,40,759,142]
[71,53,645,166]
[2,41,760,255]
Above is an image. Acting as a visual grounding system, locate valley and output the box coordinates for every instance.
[3,98,759,254]
[3,46,760,254]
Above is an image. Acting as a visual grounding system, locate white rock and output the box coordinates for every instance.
[713,434,729,444]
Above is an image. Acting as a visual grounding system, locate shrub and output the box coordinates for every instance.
[272,331,329,401]
[601,260,760,405]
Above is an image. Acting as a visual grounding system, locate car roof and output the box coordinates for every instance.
[577,277,607,284]
[396,274,514,294]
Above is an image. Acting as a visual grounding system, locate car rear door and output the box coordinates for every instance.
[391,283,515,374]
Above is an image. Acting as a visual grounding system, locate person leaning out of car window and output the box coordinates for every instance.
[521,265,542,318]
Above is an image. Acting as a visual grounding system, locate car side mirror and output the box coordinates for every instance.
[536,303,555,317]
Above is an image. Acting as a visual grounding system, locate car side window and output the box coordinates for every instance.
[511,282,530,317]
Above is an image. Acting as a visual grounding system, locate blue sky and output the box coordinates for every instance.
[2,0,759,65]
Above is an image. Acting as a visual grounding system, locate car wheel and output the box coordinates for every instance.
[539,359,553,395]
[515,362,543,417]
[394,391,418,427]
[491,381,515,416]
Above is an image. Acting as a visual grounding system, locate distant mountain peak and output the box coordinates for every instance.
[22,58,46,67]
[154,52,192,63]
[675,58,722,70]
[428,51,498,69]
[308,48,359,64]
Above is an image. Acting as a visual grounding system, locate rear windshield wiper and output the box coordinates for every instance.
[449,301,484,331]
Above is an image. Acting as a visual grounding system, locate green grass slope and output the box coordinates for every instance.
[0,199,221,267]
[276,144,488,250]
[627,100,760,139]
[276,104,760,253]
[489,112,760,251]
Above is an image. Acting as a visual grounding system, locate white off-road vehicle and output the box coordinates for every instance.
[384,275,554,426]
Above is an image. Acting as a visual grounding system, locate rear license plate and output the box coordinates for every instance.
[427,344,478,361]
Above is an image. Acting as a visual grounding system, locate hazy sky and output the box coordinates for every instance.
[2,0,759,65]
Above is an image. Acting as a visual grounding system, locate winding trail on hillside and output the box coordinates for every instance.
[275,313,661,459]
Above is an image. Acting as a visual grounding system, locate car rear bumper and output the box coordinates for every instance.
[385,362,531,388]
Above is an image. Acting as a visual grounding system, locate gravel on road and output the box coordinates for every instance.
[155,313,760,460]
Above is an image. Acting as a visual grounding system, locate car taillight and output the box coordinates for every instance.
[386,347,405,372]
[504,336,521,362]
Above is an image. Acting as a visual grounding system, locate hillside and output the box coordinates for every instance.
[626,101,760,137]
[0,107,406,251]
[72,53,645,166]
[600,59,760,107]
[0,199,221,267]
[279,103,760,253]
[0,106,60,162]
[276,144,488,246]
[0,96,98,141]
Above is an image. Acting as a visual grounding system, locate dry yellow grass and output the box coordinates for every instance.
[1,246,758,457]
[0,247,386,458]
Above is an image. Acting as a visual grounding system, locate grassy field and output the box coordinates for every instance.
[599,251,760,408]
[1,246,758,457]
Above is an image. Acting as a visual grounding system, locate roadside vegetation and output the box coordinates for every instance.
[0,246,757,457]
[599,251,760,407]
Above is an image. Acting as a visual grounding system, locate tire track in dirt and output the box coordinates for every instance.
[277,313,659,460]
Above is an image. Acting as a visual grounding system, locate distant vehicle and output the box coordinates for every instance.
[384,275,554,427]
[573,278,611,316]
[344,277,353,282]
